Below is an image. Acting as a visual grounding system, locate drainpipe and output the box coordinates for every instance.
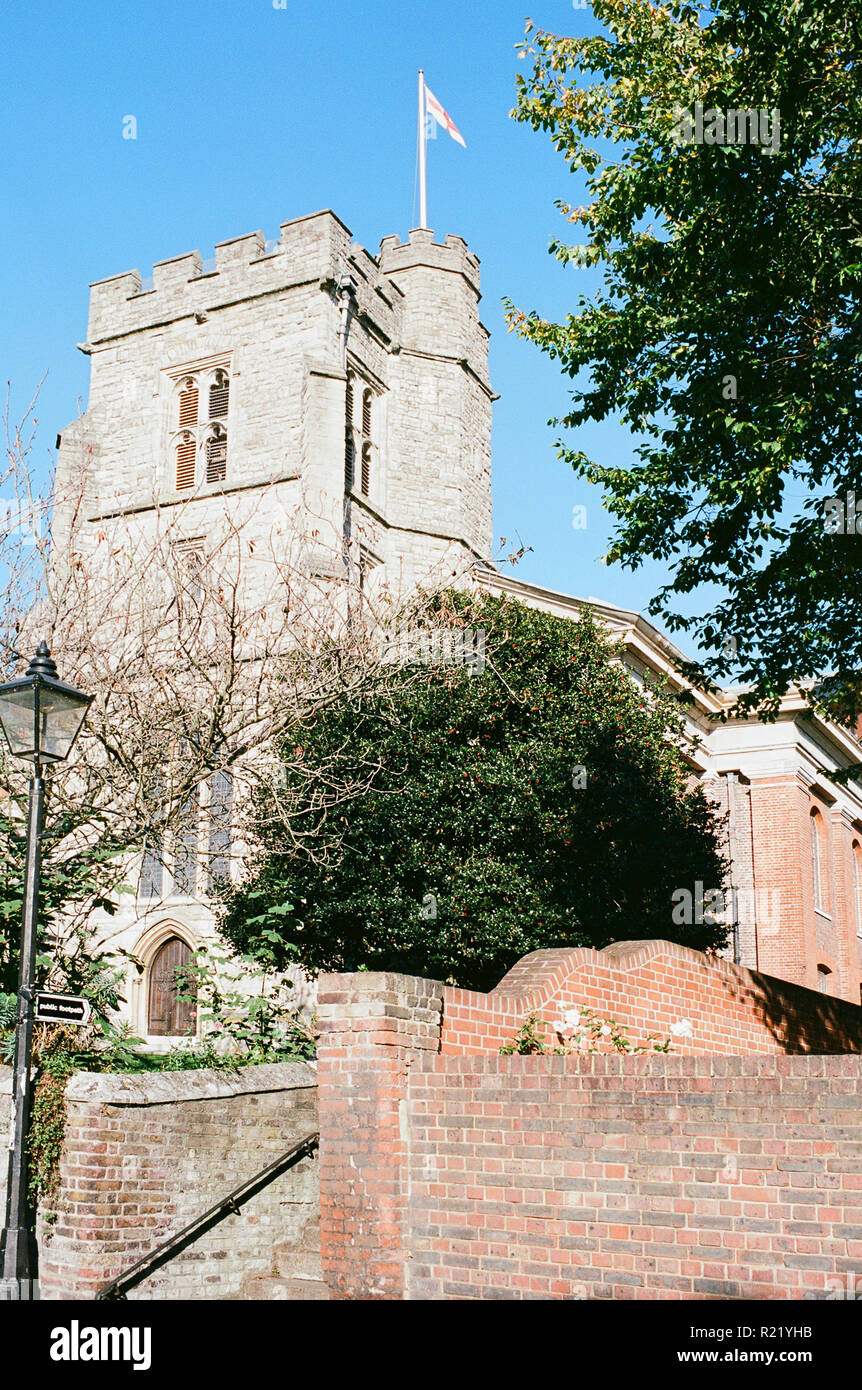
[336,272,357,372]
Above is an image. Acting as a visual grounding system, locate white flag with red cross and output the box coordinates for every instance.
[423,80,466,147]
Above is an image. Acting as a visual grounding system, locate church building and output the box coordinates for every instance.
[52,209,862,1039]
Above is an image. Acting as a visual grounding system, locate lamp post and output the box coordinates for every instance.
[0,642,92,1300]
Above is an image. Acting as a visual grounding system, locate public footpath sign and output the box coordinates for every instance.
[33,992,92,1025]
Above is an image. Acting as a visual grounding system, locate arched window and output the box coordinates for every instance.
[810,809,825,912]
[171,794,199,898]
[817,964,832,996]
[207,769,233,893]
[139,838,163,899]
[854,842,862,938]
[147,936,196,1036]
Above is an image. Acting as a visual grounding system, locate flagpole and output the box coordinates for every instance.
[418,69,428,228]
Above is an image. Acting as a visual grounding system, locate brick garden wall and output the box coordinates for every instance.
[407,1054,862,1300]
[316,945,862,1300]
[21,1061,319,1300]
[441,939,862,1056]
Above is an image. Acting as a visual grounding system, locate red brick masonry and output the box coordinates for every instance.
[441,939,862,1056]
[316,942,862,1299]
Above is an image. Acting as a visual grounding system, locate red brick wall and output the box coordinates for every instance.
[316,947,862,1300]
[406,1054,862,1300]
[316,973,442,1300]
[746,774,862,1005]
[441,939,862,1056]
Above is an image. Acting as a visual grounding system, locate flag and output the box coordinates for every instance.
[424,82,466,147]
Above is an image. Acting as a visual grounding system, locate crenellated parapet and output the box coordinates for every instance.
[86,210,355,346]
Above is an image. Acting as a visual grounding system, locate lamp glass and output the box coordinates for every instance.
[0,681,91,763]
[0,687,38,759]
[36,686,92,762]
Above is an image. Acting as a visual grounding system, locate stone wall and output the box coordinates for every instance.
[11,1061,318,1300]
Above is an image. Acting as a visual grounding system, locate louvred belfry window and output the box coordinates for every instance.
[176,433,197,490]
[206,426,227,484]
[209,370,229,420]
[178,380,199,429]
[171,364,230,490]
[359,385,374,496]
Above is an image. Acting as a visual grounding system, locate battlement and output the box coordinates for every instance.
[86,210,354,346]
[378,227,481,296]
[84,213,485,349]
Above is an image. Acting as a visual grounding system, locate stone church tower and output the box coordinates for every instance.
[50,209,495,1042]
[53,210,494,592]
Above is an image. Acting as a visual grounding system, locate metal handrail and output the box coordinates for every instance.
[96,1130,319,1301]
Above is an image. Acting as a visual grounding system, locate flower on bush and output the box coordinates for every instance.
[502,1006,672,1056]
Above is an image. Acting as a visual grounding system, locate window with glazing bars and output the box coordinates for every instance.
[207,770,233,892]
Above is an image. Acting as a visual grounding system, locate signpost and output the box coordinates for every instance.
[33,993,92,1026]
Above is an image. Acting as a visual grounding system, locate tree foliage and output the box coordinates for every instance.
[0,387,458,1023]
[507,1,862,731]
[220,594,728,991]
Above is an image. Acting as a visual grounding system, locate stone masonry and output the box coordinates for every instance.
[53,210,494,596]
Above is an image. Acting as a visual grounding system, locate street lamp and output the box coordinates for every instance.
[0,642,92,1300]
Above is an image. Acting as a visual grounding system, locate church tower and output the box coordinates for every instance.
[53,210,494,593]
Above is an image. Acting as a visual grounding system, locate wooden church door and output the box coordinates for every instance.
[147,936,196,1036]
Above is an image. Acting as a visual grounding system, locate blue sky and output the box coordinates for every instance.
[0,0,683,637]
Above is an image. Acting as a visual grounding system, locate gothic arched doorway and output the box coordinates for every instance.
[147,935,196,1036]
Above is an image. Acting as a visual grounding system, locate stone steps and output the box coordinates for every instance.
[242,1273,329,1301]
[238,1223,329,1300]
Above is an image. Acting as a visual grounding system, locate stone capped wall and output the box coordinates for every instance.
[27,1061,318,1300]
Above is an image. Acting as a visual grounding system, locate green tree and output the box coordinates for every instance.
[0,799,128,1052]
[507,1,862,735]
[220,595,728,991]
